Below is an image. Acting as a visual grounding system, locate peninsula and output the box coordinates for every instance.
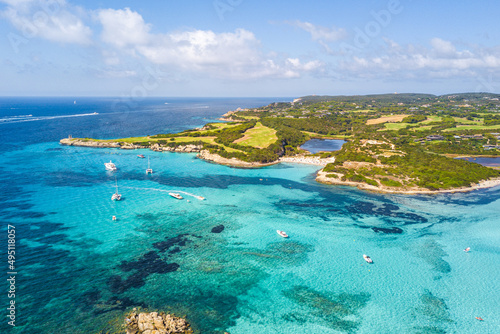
[60,93,500,194]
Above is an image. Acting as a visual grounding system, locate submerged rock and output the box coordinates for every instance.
[124,310,192,334]
[211,225,225,233]
[371,227,403,234]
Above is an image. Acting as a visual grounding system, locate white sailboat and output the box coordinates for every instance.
[111,178,121,201]
[146,156,153,174]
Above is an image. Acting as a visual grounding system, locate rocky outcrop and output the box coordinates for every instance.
[59,137,141,149]
[197,150,278,168]
[124,310,192,334]
[154,144,202,153]
[60,137,121,148]
[59,138,203,153]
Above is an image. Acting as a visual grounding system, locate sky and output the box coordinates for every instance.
[1,0,500,97]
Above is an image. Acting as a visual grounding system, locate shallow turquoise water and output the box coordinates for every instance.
[1,97,499,333]
[2,140,499,334]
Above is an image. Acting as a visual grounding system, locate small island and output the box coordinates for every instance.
[60,93,500,194]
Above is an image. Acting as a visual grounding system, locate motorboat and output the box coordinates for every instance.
[464,247,470,252]
[169,192,183,200]
[277,230,288,238]
[105,160,117,171]
[363,254,373,263]
[137,154,145,158]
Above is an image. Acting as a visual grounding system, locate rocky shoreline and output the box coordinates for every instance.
[316,170,500,194]
[59,137,500,194]
[124,310,192,334]
[59,138,203,153]
[196,150,278,167]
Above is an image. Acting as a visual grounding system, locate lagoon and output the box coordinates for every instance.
[300,139,346,154]
[457,156,500,167]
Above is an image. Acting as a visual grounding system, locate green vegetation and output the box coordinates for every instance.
[402,115,427,123]
[72,92,500,191]
[445,124,500,131]
[234,122,277,148]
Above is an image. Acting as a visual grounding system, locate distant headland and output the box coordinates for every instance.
[61,92,500,194]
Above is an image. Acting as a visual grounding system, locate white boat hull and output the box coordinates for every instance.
[277,230,288,238]
[169,192,183,200]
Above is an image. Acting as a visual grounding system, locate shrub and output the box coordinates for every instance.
[380,178,403,187]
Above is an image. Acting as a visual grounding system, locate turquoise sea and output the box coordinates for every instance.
[1,98,499,334]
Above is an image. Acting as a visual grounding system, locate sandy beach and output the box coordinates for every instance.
[278,155,336,166]
[316,170,500,194]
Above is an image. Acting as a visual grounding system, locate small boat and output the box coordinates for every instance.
[195,195,205,200]
[464,247,470,252]
[137,154,145,158]
[277,230,288,238]
[475,317,484,321]
[169,192,183,200]
[111,178,121,201]
[112,216,116,220]
[363,254,373,263]
[146,156,153,174]
[105,160,117,171]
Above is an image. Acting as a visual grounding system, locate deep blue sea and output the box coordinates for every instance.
[1,97,499,334]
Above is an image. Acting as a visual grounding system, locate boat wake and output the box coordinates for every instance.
[0,112,99,124]
[123,187,205,200]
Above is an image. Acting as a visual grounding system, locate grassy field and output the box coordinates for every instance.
[443,124,500,131]
[452,117,483,125]
[207,122,241,129]
[422,116,442,123]
[412,125,435,132]
[100,136,152,143]
[383,122,412,130]
[380,115,443,131]
[367,114,408,125]
[234,122,277,148]
[239,116,259,120]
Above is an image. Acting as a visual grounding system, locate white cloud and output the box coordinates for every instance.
[97,7,150,48]
[97,8,323,80]
[1,0,92,44]
[339,38,500,79]
[97,69,137,78]
[291,20,347,42]
[430,37,456,56]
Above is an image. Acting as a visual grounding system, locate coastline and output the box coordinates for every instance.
[316,170,500,195]
[278,155,335,166]
[196,150,278,168]
[60,136,500,194]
